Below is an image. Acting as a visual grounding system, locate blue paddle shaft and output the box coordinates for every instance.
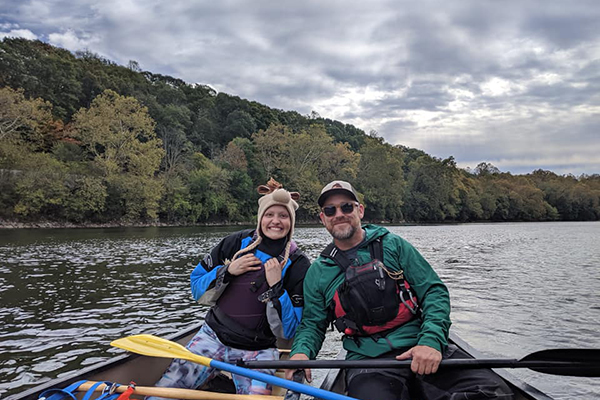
[209,359,357,400]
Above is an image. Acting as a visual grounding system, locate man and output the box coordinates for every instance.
[286,180,513,399]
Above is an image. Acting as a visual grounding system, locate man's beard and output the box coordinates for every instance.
[330,222,357,240]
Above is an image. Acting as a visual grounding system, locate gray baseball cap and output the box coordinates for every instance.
[317,180,359,207]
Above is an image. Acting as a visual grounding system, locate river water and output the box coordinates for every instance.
[0,222,599,399]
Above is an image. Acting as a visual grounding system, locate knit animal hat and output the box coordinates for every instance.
[230,178,300,266]
[256,178,300,240]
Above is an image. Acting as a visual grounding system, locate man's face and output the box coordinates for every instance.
[319,193,364,242]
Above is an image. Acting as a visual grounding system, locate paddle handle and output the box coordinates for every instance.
[77,381,281,400]
[210,358,359,400]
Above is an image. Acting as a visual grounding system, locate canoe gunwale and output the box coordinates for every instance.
[448,332,553,400]
[6,322,205,400]
[315,331,553,400]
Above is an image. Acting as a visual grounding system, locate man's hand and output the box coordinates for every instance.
[227,253,262,276]
[264,257,283,287]
[395,345,442,375]
[284,353,312,383]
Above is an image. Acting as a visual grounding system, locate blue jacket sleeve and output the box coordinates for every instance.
[190,230,250,305]
[190,261,228,304]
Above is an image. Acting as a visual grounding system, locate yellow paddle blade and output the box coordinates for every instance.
[110,334,211,367]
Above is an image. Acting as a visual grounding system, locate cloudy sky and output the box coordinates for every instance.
[1,0,599,175]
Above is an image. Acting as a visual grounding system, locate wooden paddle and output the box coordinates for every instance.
[239,349,600,377]
[77,381,281,400]
[111,334,360,400]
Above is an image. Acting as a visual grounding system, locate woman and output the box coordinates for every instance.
[148,179,310,397]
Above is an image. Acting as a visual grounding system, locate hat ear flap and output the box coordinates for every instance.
[257,185,271,195]
[290,192,300,201]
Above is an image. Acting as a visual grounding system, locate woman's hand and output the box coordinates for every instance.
[264,257,283,286]
[226,253,262,276]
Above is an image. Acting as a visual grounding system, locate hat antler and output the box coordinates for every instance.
[257,178,300,201]
[257,178,283,195]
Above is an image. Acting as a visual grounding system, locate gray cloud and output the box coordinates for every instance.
[1,0,599,175]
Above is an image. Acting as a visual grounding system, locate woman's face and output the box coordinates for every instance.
[260,205,291,240]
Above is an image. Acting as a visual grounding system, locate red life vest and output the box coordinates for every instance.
[323,235,419,337]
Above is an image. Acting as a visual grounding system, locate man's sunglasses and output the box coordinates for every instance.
[322,202,359,217]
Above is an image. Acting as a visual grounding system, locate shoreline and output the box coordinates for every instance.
[0,219,582,230]
[0,220,255,230]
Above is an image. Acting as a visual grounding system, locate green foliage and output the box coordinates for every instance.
[319,118,366,151]
[251,123,360,217]
[188,156,236,221]
[356,137,404,222]
[13,154,68,218]
[1,37,598,225]
[0,86,57,159]
[72,89,164,176]
[159,173,192,223]
[0,38,82,120]
[529,170,599,220]
[0,170,18,218]
[63,175,107,222]
[71,90,165,221]
[455,174,484,222]
[403,156,461,222]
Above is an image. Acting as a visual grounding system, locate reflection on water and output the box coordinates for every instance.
[1,222,599,399]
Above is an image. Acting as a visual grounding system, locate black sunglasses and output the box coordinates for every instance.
[322,202,358,217]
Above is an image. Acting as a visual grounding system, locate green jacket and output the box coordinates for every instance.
[290,224,451,360]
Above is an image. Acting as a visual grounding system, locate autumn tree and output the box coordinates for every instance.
[0,87,56,165]
[252,123,360,217]
[71,90,165,221]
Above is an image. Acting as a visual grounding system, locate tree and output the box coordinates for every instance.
[402,156,461,222]
[0,38,83,120]
[252,124,288,180]
[71,90,165,220]
[356,137,405,221]
[187,153,237,222]
[474,162,501,176]
[252,123,360,217]
[154,104,193,174]
[0,87,57,162]
[12,154,68,219]
[159,174,192,223]
[217,141,249,172]
[223,110,257,144]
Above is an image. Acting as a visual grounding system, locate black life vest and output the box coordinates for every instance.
[323,234,420,337]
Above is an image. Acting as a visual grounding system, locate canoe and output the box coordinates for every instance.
[7,323,553,400]
[7,322,289,400]
[318,331,553,400]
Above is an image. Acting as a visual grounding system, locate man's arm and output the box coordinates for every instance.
[289,261,329,358]
[394,236,451,373]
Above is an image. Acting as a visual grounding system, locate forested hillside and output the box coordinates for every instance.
[1,38,599,225]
